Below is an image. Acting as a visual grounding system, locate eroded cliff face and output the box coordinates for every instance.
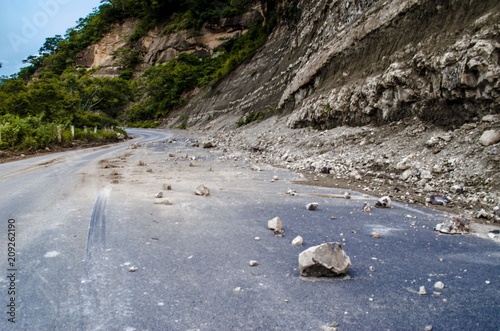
[182,0,499,130]
[183,0,499,218]
[76,19,137,77]
[75,6,263,77]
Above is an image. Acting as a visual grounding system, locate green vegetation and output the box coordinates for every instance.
[128,18,274,123]
[1,0,277,151]
[0,70,128,150]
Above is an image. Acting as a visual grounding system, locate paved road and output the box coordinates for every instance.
[0,129,499,331]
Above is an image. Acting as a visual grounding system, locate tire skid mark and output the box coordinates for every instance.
[85,187,111,261]
[80,187,111,330]
[80,187,136,330]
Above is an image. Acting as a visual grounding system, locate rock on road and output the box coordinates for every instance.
[0,128,499,330]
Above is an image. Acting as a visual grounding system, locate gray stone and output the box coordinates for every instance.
[418,286,427,295]
[434,217,470,234]
[479,130,500,146]
[203,141,215,148]
[476,208,491,219]
[434,281,445,290]
[306,202,319,210]
[267,217,283,231]
[419,169,433,180]
[251,165,261,172]
[349,170,362,180]
[450,185,463,193]
[425,136,439,147]
[155,192,163,198]
[195,185,210,196]
[401,169,414,181]
[481,114,500,123]
[292,235,304,246]
[428,195,450,205]
[299,242,351,277]
[375,196,391,208]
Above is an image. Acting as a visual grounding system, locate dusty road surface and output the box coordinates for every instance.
[0,128,499,331]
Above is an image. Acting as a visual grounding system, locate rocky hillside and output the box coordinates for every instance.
[75,5,265,77]
[77,0,500,221]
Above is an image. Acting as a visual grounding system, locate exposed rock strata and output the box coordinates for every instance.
[75,6,263,77]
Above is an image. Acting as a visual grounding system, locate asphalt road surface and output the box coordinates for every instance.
[0,128,499,331]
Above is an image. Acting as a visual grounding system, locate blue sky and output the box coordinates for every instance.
[0,0,103,77]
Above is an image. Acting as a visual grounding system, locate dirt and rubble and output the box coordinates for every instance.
[197,113,500,225]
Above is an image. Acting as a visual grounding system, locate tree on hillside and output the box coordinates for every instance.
[39,35,64,55]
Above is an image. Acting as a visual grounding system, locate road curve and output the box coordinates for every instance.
[0,128,499,331]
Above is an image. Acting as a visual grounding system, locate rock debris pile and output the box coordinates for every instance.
[203,114,499,223]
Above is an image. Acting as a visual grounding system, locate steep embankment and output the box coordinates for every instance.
[183,0,500,220]
[181,0,499,129]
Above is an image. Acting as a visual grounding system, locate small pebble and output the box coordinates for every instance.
[292,235,304,246]
[249,260,258,266]
[434,281,445,290]
[419,286,427,295]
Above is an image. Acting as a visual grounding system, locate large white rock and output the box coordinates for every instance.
[479,130,500,146]
[298,242,351,277]
[267,217,283,231]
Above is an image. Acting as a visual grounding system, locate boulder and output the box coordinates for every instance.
[267,217,283,231]
[299,242,351,277]
[195,185,210,196]
[479,130,500,146]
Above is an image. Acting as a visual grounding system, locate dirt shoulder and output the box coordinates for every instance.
[0,139,129,164]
